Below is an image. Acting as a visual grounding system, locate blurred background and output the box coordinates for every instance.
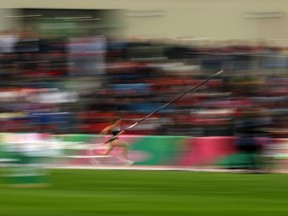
[0,1,288,136]
[1,0,288,171]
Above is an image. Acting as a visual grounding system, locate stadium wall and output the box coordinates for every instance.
[1,0,288,40]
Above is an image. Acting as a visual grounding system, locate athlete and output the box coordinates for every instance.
[100,116,133,165]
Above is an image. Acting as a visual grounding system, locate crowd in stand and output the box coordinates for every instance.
[0,29,288,138]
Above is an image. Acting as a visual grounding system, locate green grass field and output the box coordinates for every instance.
[1,169,288,216]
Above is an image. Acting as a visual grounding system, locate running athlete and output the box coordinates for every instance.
[100,117,133,165]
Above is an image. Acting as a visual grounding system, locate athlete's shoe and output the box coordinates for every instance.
[125,160,134,166]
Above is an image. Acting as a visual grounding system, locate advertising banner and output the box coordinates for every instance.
[0,133,283,173]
